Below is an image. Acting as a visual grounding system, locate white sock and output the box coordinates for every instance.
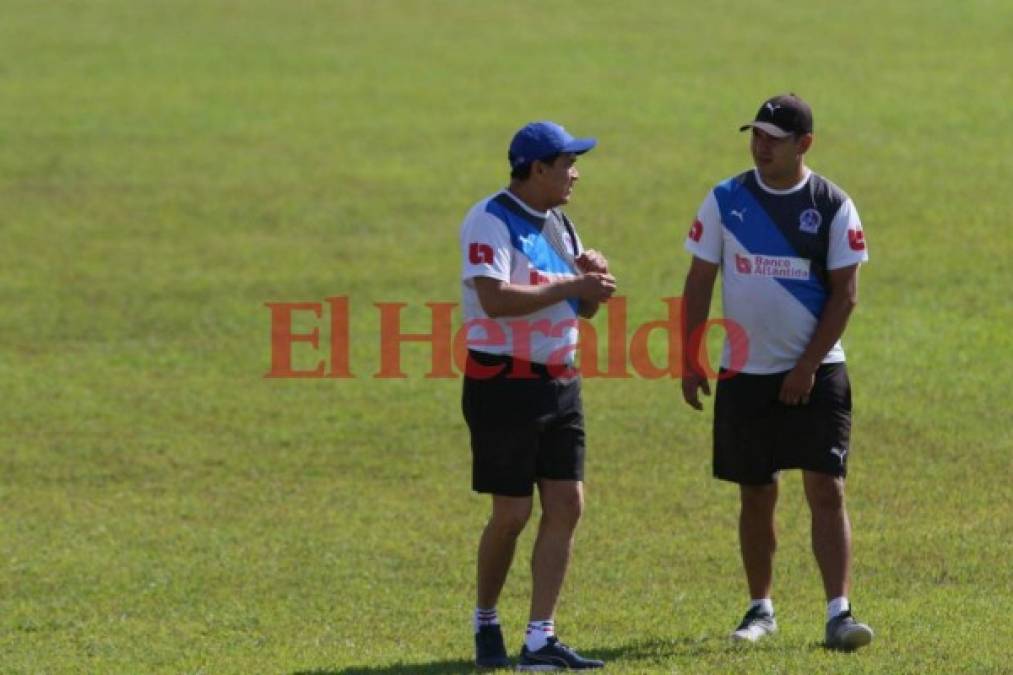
[524,619,555,651]
[474,607,499,634]
[827,596,849,621]
[749,598,775,616]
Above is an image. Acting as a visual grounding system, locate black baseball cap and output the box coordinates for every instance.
[739,94,813,138]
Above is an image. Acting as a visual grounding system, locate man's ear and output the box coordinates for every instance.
[797,133,814,155]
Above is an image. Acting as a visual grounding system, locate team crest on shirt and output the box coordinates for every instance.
[798,208,822,234]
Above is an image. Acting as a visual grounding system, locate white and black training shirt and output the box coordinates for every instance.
[685,168,869,374]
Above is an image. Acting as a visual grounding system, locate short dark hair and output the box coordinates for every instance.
[510,153,561,180]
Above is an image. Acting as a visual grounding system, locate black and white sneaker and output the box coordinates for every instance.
[825,610,873,651]
[475,624,510,668]
[518,637,604,671]
[730,605,778,642]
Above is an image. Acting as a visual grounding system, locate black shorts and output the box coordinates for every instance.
[713,363,853,485]
[462,350,586,497]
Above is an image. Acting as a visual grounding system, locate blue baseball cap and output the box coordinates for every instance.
[508,121,597,169]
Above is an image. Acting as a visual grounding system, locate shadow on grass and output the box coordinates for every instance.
[295,636,733,674]
[295,658,477,675]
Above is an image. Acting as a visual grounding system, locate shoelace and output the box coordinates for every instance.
[738,607,773,629]
[545,637,575,655]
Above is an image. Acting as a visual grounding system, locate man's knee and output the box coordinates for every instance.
[540,481,584,528]
[740,483,778,511]
[804,473,846,512]
[489,497,533,537]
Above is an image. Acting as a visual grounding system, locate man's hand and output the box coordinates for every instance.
[681,256,719,410]
[573,271,616,303]
[681,372,711,411]
[779,364,816,405]
[575,249,608,274]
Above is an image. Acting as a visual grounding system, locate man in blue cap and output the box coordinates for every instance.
[459,121,613,670]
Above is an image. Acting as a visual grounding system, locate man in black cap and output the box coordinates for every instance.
[680,94,875,650]
[459,121,613,669]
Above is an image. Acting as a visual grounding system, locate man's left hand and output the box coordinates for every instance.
[576,249,608,274]
[779,364,816,405]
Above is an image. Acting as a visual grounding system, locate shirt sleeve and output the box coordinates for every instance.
[827,198,869,269]
[683,190,722,264]
[461,211,512,282]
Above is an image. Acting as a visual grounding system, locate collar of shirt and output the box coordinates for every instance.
[501,189,550,220]
[753,167,812,195]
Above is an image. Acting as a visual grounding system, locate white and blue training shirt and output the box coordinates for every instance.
[460,190,584,365]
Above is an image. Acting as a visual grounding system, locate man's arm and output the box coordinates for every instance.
[779,264,860,405]
[575,249,610,318]
[577,299,600,319]
[681,256,720,410]
[474,273,615,319]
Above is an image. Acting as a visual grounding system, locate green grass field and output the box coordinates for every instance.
[2,1,1011,672]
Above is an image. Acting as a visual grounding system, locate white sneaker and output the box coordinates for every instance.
[825,610,873,650]
[731,606,778,642]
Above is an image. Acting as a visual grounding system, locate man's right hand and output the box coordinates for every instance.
[572,272,616,303]
[681,371,711,411]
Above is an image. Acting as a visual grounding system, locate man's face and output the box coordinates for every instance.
[750,128,811,181]
[534,153,580,207]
